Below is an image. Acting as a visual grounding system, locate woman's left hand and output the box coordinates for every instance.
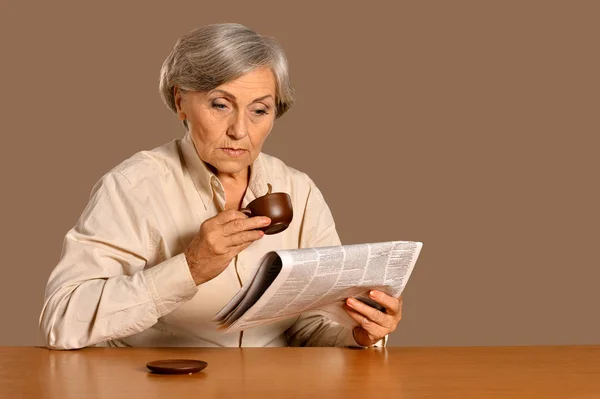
[344,291,403,347]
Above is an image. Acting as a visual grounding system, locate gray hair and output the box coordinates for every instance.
[159,23,294,126]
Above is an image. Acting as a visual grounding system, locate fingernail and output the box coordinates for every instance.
[347,298,355,306]
[262,217,271,225]
[369,290,377,298]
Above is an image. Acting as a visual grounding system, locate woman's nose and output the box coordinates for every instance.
[227,111,248,140]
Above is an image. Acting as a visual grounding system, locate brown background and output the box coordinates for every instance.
[1,1,598,347]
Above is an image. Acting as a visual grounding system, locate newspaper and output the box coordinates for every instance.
[213,241,423,333]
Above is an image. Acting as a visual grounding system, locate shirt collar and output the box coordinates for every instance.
[180,131,271,209]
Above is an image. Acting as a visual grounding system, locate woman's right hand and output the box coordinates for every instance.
[184,210,271,285]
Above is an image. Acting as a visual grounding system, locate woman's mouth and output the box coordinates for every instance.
[221,148,248,158]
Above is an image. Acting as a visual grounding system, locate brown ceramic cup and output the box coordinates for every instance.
[240,191,293,235]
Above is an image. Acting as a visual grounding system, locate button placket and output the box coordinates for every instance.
[210,177,226,211]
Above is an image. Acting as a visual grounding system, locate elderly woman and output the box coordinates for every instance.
[39,23,403,350]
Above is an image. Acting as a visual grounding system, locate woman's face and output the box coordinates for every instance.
[175,67,277,177]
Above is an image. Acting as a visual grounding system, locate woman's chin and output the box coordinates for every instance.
[209,158,251,177]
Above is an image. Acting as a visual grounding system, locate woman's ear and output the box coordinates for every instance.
[174,86,186,121]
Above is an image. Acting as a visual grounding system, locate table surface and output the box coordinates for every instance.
[1,346,599,398]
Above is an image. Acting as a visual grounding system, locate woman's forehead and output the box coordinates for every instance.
[216,67,276,100]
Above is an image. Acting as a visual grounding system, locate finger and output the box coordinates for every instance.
[345,297,393,329]
[214,209,248,226]
[228,241,253,256]
[227,229,265,247]
[222,216,271,236]
[344,306,389,337]
[368,290,401,315]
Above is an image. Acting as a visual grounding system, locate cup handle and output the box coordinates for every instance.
[240,208,252,217]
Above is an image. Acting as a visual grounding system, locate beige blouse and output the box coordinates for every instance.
[39,132,385,349]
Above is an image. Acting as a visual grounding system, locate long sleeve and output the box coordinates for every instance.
[39,171,198,350]
[285,178,386,348]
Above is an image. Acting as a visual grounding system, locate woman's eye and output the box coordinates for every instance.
[253,109,268,116]
[212,102,228,110]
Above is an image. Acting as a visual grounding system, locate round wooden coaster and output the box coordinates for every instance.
[146,359,208,375]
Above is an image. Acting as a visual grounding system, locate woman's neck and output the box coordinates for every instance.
[215,167,249,188]
[215,167,250,210]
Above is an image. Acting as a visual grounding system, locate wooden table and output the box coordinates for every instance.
[1,346,599,398]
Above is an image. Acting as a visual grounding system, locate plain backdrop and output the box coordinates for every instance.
[1,1,598,347]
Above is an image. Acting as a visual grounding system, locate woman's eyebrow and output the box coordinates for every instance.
[211,89,273,103]
[252,94,274,103]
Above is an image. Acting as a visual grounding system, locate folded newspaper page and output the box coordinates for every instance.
[213,241,423,333]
